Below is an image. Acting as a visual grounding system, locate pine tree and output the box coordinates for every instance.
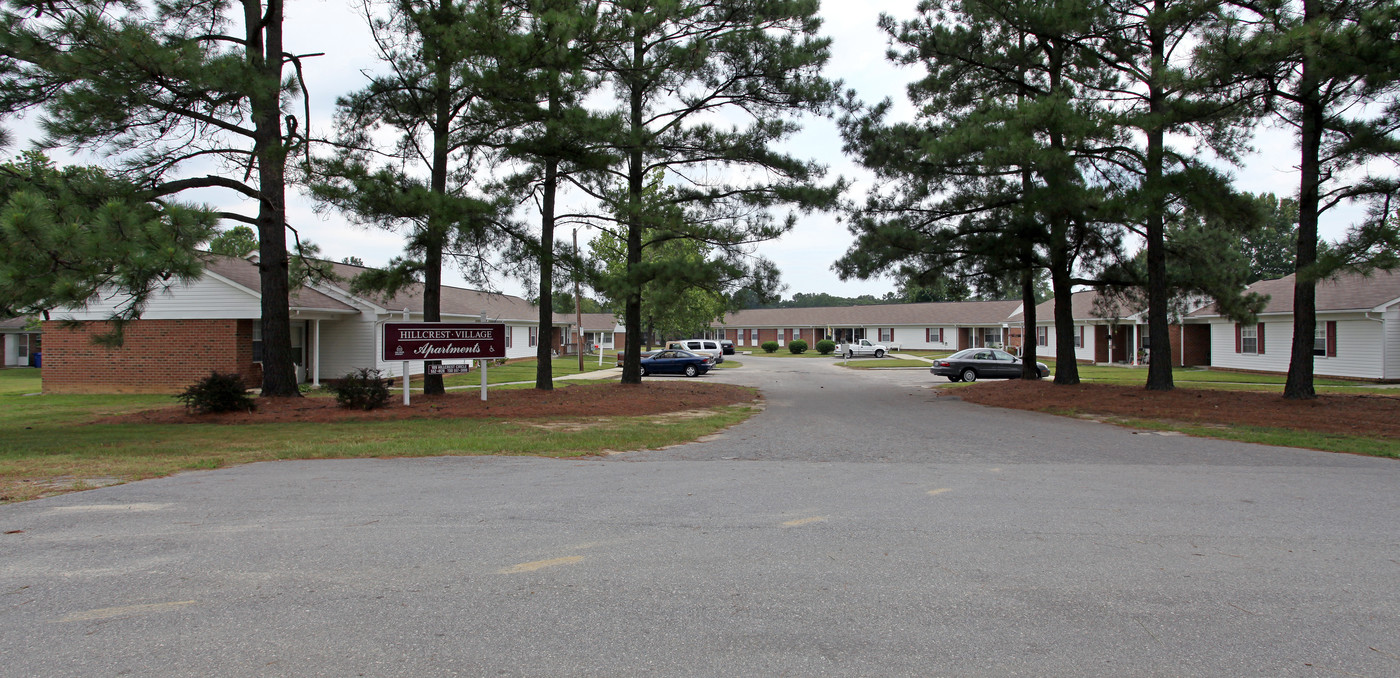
[1205,0,1400,399]
[1086,0,1263,390]
[0,153,216,330]
[0,0,310,396]
[488,0,617,391]
[839,0,1126,385]
[311,0,517,396]
[584,0,841,384]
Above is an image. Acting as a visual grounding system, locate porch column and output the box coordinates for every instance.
[1131,323,1140,366]
[312,319,321,387]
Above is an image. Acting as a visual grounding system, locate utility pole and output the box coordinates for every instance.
[574,228,584,372]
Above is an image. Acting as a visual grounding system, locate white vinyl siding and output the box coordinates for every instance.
[1209,316,1384,379]
[1386,306,1400,380]
[321,314,380,378]
[55,275,262,321]
[1036,323,1096,363]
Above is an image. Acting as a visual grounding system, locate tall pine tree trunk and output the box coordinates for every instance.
[1284,0,1321,400]
[247,0,298,397]
[620,22,645,385]
[1049,228,1079,385]
[1144,0,1174,391]
[535,154,559,391]
[1020,259,1040,379]
[422,42,454,397]
[536,82,563,390]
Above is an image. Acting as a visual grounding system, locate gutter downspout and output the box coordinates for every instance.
[1364,312,1385,379]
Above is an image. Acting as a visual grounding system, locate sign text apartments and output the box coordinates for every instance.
[382,323,507,361]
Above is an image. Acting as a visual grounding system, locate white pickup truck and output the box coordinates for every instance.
[840,339,895,359]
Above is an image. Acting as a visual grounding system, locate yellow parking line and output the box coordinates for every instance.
[499,556,584,574]
[782,516,826,527]
[53,600,196,623]
[927,488,953,496]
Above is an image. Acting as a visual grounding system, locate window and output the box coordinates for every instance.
[880,327,893,342]
[1037,326,1048,347]
[529,326,538,347]
[1073,326,1084,349]
[1239,325,1257,354]
[1315,321,1336,357]
[506,327,513,349]
[749,329,757,345]
[252,324,263,362]
[777,328,786,344]
[718,328,727,340]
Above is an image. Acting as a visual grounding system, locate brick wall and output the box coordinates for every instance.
[1175,324,1211,367]
[42,319,257,394]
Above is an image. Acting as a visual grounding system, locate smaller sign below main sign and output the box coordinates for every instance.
[383,322,508,361]
[426,364,472,375]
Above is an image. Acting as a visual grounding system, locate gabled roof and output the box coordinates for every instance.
[1189,271,1400,317]
[205,254,569,324]
[714,299,1023,327]
[577,312,623,331]
[205,256,358,314]
[1032,291,1140,323]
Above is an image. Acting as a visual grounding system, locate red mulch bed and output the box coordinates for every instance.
[950,380,1400,439]
[97,382,758,426]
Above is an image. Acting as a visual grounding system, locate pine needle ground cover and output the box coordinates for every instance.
[950,380,1400,458]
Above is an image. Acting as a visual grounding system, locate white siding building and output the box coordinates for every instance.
[1188,271,1400,381]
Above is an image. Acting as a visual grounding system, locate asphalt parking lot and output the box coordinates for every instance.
[2,354,1397,677]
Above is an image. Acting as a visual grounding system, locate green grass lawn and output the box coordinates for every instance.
[0,368,42,396]
[1037,363,1397,394]
[0,368,754,503]
[895,350,955,359]
[420,356,617,388]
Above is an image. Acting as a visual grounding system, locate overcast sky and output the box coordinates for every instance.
[27,1,1378,301]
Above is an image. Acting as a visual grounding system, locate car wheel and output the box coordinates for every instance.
[684,364,699,377]
[639,365,648,377]
[947,376,962,382]
[960,368,977,383]
[874,349,885,358]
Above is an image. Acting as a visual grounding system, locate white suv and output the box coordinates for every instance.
[668,339,724,363]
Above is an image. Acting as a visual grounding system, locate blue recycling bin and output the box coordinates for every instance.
[31,352,41,368]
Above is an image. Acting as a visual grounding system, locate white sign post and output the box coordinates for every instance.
[597,344,602,367]
[401,308,411,406]
[382,316,506,406]
[479,312,488,402]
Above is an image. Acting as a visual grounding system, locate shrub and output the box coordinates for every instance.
[760,341,781,353]
[176,371,256,414]
[329,368,391,411]
[815,339,836,355]
[788,339,808,354]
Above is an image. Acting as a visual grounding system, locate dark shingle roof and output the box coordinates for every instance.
[714,300,1022,327]
[576,312,623,331]
[204,254,568,323]
[1189,271,1400,317]
[204,256,358,313]
[1031,291,1139,323]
